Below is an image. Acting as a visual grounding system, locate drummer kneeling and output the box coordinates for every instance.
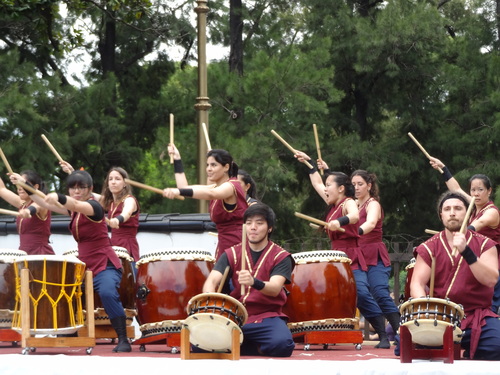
[203,203,295,357]
[411,192,500,360]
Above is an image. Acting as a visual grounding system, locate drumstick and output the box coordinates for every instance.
[217,266,230,293]
[271,130,314,169]
[452,198,476,256]
[15,180,64,209]
[41,134,64,163]
[309,223,320,230]
[425,229,439,235]
[201,122,212,151]
[240,224,246,296]
[0,208,21,216]
[294,212,345,232]
[429,256,436,297]
[169,113,174,164]
[124,178,185,200]
[312,124,323,175]
[0,147,14,174]
[407,132,443,174]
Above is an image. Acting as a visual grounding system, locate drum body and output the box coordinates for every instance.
[12,255,86,335]
[0,250,27,328]
[135,249,214,335]
[284,250,357,329]
[184,292,247,351]
[399,297,464,346]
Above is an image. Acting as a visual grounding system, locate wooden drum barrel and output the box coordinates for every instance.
[0,250,27,328]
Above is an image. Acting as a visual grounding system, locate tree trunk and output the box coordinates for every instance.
[99,11,116,75]
[229,0,243,75]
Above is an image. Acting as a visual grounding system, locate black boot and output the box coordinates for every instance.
[385,312,400,338]
[110,316,132,353]
[366,315,390,349]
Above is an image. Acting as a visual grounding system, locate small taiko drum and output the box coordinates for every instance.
[0,249,27,328]
[399,297,464,346]
[135,249,214,338]
[404,258,416,301]
[283,250,358,333]
[64,246,136,324]
[12,255,86,335]
[184,292,248,352]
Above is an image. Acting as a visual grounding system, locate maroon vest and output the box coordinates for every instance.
[470,202,500,242]
[358,198,390,267]
[17,201,54,255]
[108,195,140,261]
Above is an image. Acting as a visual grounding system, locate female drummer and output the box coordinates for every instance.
[294,151,391,349]
[12,170,131,353]
[429,156,500,312]
[238,169,259,205]
[0,171,54,255]
[351,170,400,339]
[166,144,248,260]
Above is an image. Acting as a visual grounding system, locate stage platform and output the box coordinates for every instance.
[0,339,497,375]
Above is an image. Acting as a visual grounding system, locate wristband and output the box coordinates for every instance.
[173,159,184,173]
[178,188,194,198]
[115,215,125,224]
[467,225,476,231]
[27,206,37,216]
[337,216,350,227]
[358,227,364,235]
[252,278,265,290]
[57,193,67,205]
[442,166,453,182]
[323,168,331,175]
[461,246,478,265]
[308,164,317,174]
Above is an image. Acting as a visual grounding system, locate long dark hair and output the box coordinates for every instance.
[238,169,257,199]
[207,149,239,177]
[326,171,355,198]
[20,170,47,194]
[351,169,380,201]
[100,167,132,210]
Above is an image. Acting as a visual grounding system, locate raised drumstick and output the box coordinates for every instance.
[271,130,314,169]
[41,134,64,163]
[452,198,476,256]
[313,124,323,175]
[241,224,247,296]
[15,180,64,209]
[425,229,439,235]
[407,132,443,173]
[294,212,345,232]
[201,123,212,151]
[0,208,22,217]
[124,178,185,200]
[0,147,14,174]
[170,113,174,164]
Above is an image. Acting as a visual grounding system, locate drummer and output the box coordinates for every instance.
[411,191,500,360]
[203,203,295,357]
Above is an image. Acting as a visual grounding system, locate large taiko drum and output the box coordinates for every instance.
[12,255,86,335]
[0,249,27,328]
[135,249,214,338]
[283,250,358,333]
[399,297,464,346]
[63,246,136,324]
[184,292,247,352]
[404,258,416,301]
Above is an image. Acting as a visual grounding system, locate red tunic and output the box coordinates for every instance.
[209,179,248,260]
[415,230,498,358]
[69,201,122,276]
[358,198,391,267]
[17,201,54,255]
[470,201,500,242]
[325,197,366,271]
[108,195,140,261]
[226,241,292,323]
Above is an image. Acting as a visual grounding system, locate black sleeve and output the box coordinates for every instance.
[270,255,293,284]
[87,199,105,221]
[213,252,231,276]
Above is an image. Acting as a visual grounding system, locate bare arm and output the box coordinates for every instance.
[203,270,223,293]
[326,198,359,232]
[294,150,328,203]
[0,176,22,208]
[470,208,500,232]
[410,256,431,298]
[168,143,189,188]
[108,196,138,229]
[237,269,286,297]
[428,157,470,199]
[163,181,237,203]
[360,200,381,234]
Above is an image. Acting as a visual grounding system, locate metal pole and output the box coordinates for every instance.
[195,0,211,213]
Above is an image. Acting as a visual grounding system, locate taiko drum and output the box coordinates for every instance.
[283,250,357,322]
[0,249,27,328]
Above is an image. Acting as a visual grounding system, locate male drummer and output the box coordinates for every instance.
[203,203,295,357]
[410,191,500,360]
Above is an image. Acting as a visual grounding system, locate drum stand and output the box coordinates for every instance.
[180,326,240,360]
[0,328,21,346]
[132,331,181,353]
[19,269,96,355]
[399,325,461,364]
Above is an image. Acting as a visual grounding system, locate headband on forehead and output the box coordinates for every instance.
[437,191,469,216]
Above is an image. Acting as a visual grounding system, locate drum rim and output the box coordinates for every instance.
[399,297,465,319]
[292,250,348,258]
[15,254,86,265]
[137,249,215,265]
[186,292,248,325]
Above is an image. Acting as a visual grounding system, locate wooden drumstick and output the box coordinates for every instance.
[425,229,439,235]
[309,223,320,230]
[407,132,443,173]
[429,256,436,297]
[294,212,345,232]
[271,130,314,169]
[0,147,14,174]
[201,122,212,151]
[41,134,64,163]
[15,180,64,209]
[0,208,22,216]
[240,224,246,296]
[313,124,323,175]
[452,198,476,256]
[124,178,185,200]
[217,266,230,293]
[169,113,174,164]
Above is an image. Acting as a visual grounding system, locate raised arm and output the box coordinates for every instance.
[294,150,328,203]
[428,156,470,200]
[0,175,22,208]
[168,143,189,188]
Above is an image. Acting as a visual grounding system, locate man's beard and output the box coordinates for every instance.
[444,219,462,232]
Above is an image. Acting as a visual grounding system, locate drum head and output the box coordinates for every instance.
[184,313,243,351]
[402,320,463,346]
[292,250,351,264]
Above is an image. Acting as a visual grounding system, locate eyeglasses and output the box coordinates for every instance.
[69,185,89,191]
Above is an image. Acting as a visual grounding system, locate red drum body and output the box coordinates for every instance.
[135,249,214,337]
[0,250,27,328]
[283,250,358,332]
[12,255,86,335]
